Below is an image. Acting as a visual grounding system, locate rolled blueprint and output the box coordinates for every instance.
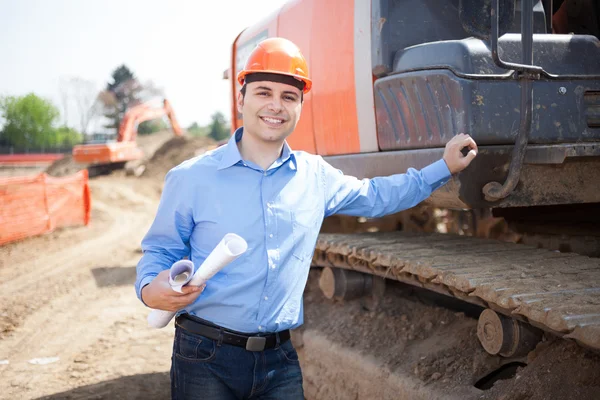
[147,233,248,329]
[168,260,195,293]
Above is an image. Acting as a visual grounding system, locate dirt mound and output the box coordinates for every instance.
[480,339,600,400]
[142,135,217,180]
[45,154,86,177]
[135,130,178,156]
[45,132,216,179]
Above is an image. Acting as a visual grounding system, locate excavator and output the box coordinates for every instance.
[72,98,183,175]
[227,0,600,373]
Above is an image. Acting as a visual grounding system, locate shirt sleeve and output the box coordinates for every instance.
[135,168,195,303]
[320,157,451,218]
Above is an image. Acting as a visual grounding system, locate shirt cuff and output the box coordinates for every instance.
[137,274,157,306]
[421,159,452,190]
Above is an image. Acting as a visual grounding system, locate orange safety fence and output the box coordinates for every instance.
[0,170,91,245]
[0,153,65,166]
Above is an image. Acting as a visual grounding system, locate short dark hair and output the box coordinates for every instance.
[240,72,304,101]
[245,72,305,92]
[240,83,303,102]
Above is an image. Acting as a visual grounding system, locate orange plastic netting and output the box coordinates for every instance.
[0,170,91,245]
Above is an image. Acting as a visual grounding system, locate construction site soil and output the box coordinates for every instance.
[1,131,599,399]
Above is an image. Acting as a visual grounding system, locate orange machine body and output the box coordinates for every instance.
[229,0,377,156]
[72,99,183,165]
[226,0,600,212]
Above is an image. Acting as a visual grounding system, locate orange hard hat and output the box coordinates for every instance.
[237,37,312,93]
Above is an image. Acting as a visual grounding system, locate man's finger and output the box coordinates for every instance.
[179,284,205,295]
[177,289,203,305]
[179,286,199,295]
[462,149,477,166]
[462,137,477,150]
[469,138,478,151]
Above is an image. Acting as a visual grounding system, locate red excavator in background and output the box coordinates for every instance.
[72,98,183,175]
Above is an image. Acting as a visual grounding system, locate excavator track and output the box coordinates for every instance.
[312,232,600,351]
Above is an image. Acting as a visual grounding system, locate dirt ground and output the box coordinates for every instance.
[0,165,47,177]
[299,273,600,399]
[1,132,600,399]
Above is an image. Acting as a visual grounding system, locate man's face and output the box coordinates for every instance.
[237,80,303,144]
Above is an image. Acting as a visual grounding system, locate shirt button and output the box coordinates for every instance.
[271,265,276,269]
[269,234,273,238]
[258,325,263,330]
[264,296,268,301]
[263,172,267,176]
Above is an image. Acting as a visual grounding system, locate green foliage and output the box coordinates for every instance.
[0,93,60,147]
[208,112,230,141]
[186,122,209,137]
[138,119,168,135]
[55,125,83,146]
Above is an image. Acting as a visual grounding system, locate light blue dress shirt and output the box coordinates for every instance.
[136,128,451,334]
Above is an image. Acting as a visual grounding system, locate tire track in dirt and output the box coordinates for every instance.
[0,175,166,399]
[0,176,159,339]
[0,259,173,399]
[0,179,155,294]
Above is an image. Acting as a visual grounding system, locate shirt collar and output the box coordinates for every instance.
[279,140,297,171]
[217,127,297,171]
[217,128,244,170]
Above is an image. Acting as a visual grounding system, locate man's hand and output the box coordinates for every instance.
[443,133,478,174]
[141,269,205,311]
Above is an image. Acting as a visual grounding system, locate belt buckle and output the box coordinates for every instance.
[246,336,266,352]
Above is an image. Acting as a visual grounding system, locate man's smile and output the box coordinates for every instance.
[260,116,286,127]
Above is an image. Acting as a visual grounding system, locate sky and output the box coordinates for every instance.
[0,0,289,132]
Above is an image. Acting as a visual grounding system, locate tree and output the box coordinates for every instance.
[100,65,143,133]
[55,125,83,146]
[99,65,166,136]
[138,119,168,135]
[187,122,208,137]
[59,77,101,135]
[208,112,230,141]
[58,77,70,126]
[0,93,60,148]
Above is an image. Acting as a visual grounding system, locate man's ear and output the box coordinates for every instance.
[236,91,244,114]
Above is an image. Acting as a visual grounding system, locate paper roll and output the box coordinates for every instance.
[147,233,248,329]
[168,260,194,293]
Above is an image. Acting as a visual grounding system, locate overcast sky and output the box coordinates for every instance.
[0,0,288,131]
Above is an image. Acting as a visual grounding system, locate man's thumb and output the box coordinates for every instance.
[461,150,476,167]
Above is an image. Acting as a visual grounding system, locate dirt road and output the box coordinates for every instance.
[0,174,174,399]
[1,135,600,399]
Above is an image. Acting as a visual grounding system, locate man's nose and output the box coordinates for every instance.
[267,97,283,112]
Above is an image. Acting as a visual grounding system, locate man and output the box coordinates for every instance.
[135,37,477,400]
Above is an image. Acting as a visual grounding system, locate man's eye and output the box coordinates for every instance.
[284,96,296,101]
[258,92,269,96]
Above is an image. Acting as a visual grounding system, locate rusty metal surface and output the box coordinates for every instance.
[374,70,600,151]
[586,92,600,128]
[312,231,600,351]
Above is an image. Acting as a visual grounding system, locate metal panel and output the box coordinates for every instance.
[374,70,600,150]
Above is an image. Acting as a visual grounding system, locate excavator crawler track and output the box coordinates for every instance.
[312,232,600,351]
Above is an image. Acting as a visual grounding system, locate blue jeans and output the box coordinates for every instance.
[170,326,304,399]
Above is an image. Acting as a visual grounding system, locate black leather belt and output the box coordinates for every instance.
[175,314,290,352]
